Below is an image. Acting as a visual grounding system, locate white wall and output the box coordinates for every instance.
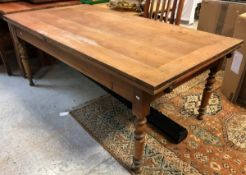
[181,0,202,24]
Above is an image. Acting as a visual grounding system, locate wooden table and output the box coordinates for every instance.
[4,5,242,173]
[0,0,80,76]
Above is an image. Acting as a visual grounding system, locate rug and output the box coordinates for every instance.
[70,71,246,175]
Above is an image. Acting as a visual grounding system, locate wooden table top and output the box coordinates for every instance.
[0,0,80,15]
[4,5,242,94]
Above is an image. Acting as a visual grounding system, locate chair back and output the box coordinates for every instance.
[144,0,185,25]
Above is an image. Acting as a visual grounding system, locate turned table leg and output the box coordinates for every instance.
[132,115,147,174]
[17,40,34,86]
[198,62,221,120]
[131,91,150,174]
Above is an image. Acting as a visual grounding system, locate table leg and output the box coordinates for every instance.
[17,40,34,86]
[131,91,150,174]
[198,63,220,120]
[8,24,26,77]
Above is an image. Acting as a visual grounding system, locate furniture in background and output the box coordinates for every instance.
[0,0,80,76]
[144,0,185,25]
[4,5,242,173]
[0,0,17,2]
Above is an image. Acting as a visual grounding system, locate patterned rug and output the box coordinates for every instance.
[70,71,246,175]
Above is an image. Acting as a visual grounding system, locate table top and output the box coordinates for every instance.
[0,0,80,15]
[4,5,242,94]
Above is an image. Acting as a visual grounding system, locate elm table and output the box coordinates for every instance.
[0,0,80,76]
[4,5,242,173]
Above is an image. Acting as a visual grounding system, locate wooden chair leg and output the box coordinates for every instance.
[0,48,12,76]
[198,62,221,120]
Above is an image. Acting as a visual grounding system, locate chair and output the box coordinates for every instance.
[144,0,185,25]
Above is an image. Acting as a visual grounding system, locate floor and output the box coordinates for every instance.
[0,61,129,175]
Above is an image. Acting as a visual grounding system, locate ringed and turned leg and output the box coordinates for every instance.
[17,40,34,86]
[131,90,150,174]
[198,61,221,120]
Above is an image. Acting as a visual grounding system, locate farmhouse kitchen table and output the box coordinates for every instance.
[4,5,242,173]
[0,0,80,76]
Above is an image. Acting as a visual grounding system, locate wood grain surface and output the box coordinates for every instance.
[4,5,242,95]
